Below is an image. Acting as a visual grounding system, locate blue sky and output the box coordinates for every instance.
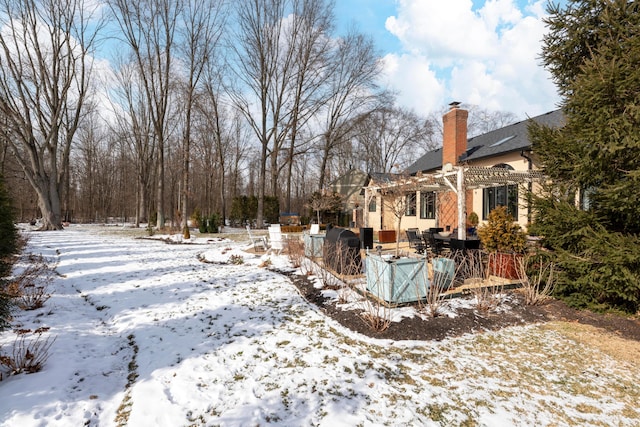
[334,0,566,118]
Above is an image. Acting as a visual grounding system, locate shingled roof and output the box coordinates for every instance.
[405,109,564,175]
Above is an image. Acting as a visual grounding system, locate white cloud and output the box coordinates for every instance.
[382,0,560,118]
[380,53,445,114]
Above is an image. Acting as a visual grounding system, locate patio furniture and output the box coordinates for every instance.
[246,225,268,252]
[359,227,374,249]
[425,231,448,256]
[268,225,287,255]
[406,228,425,254]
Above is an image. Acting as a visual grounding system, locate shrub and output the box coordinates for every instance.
[0,327,56,375]
[531,197,640,313]
[0,175,18,332]
[0,283,13,332]
[229,196,279,226]
[468,211,479,227]
[287,238,304,268]
[191,208,202,229]
[0,174,18,278]
[477,206,527,253]
[229,254,244,265]
[8,253,54,310]
[198,213,221,233]
[515,253,557,306]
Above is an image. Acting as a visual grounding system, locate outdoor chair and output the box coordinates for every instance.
[246,225,268,252]
[268,225,287,255]
[406,228,425,254]
[423,230,445,257]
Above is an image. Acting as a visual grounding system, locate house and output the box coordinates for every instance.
[328,168,368,227]
[364,102,564,235]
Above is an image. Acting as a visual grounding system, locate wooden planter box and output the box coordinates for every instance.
[365,254,429,303]
[303,232,325,259]
[377,230,396,243]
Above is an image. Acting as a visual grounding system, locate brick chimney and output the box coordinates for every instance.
[442,102,468,166]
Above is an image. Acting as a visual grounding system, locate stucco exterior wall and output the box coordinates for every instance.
[468,151,539,231]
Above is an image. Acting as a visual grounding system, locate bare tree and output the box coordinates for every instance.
[108,0,181,229]
[110,60,157,227]
[229,0,352,226]
[0,0,102,230]
[315,29,383,190]
[352,106,434,174]
[227,0,289,228]
[306,190,343,225]
[280,0,334,213]
[379,173,420,256]
[176,0,226,237]
[198,70,243,225]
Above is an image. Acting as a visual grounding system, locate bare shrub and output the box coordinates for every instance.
[0,327,56,375]
[516,253,556,305]
[297,257,313,276]
[258,258,272,268]
[358,286,395,332]
[359,301,393,332]
[472,283,504,312]
[473,252,505,312]
[287,238,304,268]
[338,243,362,279]
[454,249,485,285]
[317,245,343,290]
[228,254,244,265]
[420,255,459,318]
[9,254,55,310]
[316,261,342,290]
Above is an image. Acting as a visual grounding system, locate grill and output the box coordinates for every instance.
[324,227,361,275]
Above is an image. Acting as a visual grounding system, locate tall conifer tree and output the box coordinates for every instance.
[530,0,640,312]
[0,174,17,330]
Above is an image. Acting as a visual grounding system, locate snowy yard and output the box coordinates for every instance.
[1,225,638,426]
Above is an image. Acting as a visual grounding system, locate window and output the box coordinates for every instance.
[482,164,518,219]
[420,191,436,219]
[405,193,416,216]
[368,196,377,212]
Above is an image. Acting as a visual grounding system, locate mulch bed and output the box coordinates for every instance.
[287,272,640,342]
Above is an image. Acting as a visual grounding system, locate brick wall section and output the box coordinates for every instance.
[442,103,468,166]
[440,103,469,231]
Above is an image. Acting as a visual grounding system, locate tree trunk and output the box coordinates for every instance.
[156,143,165,230]
[35,180,63,230]
[257,142,267,228]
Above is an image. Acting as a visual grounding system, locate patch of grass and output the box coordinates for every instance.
[542,321,640,368]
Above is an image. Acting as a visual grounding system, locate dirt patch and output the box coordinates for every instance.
[287,272,640,343]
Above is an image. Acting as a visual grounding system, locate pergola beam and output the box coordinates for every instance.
[365,166,545,238]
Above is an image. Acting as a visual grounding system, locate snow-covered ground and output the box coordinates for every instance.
[1,225,638,426]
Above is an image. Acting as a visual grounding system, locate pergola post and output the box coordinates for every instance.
[457,166,466,240]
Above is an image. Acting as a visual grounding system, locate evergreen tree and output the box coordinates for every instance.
[0,174,18,330]
[0,174,18,275]
[530,0,640,312]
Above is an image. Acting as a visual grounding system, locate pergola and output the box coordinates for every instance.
[365,164,546,240]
